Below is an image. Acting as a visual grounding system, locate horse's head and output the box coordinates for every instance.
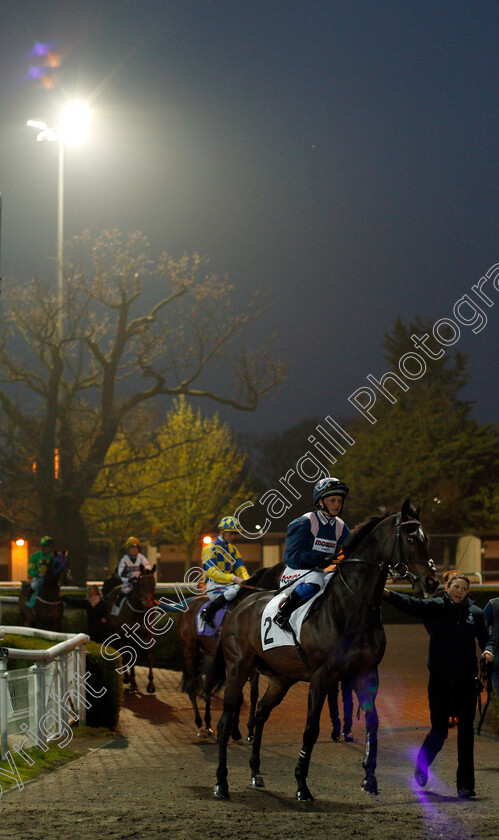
[47,551,70,582]
[131,565,157,610]
[388,499,439,596]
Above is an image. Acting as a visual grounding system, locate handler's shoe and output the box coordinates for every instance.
[414,766,428,788]
[457,786,476,798]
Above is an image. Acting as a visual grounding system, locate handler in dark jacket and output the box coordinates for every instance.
[63,585,108,644]
[384,573,494,798]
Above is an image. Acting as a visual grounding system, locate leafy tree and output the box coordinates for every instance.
[0,230,284,580]
[83,397,254,570]
[80,408,160,562]
[148,396,254,569]
[339,318,499,534]
[250,318,498,543]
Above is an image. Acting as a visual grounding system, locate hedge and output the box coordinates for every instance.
[84,641,123,729]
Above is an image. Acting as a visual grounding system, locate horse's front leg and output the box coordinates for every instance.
[295,671,328,802]
[246,672,259,742]
[353,669,379,795]
[249,676,291,789]
[146,647,155,694]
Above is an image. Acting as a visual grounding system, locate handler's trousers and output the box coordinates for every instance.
[328,682,354,734]
[417,676,477,790]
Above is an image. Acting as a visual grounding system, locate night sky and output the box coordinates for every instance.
[0,1,497,435]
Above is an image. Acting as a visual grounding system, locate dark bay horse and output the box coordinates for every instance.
[177,562,284,740]
[209,500,438,801]
[19,552,69,631]
[103,566,157,694]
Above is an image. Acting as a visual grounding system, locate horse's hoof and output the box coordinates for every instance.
[296,787,314,802]
[146,684,155,694]
[246,734,254,743]
[213,783,229,799]
[231,728,242,741]
[250,774,265,788]
[362,778,378,796]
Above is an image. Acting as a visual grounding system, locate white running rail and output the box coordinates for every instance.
[0,626,89,760]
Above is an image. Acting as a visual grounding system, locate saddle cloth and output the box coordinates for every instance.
[110,596,127,617]
[195,601,228,637]
[260,581,330,652]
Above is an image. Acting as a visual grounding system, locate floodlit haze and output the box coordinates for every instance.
[0,0,497,434]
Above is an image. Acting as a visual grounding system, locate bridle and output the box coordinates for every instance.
[125,572,156,614]
[336,514,436,609]
[388,514,437,589]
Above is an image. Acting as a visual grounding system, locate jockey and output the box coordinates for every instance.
[273,476,351,630]
[200,515,250,628]
[115,536,152,604]
[27,536,53,607]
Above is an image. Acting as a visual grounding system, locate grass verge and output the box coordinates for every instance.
[0,724,118,793]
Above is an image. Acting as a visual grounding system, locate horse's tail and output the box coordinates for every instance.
[204,641,226,697]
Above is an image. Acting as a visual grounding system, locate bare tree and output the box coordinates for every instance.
[0,230,284,580]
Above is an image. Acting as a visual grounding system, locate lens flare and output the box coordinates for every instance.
[26,42,65,89]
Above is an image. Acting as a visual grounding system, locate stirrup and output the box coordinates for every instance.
[273,611,291,630]
[200,607,216,628]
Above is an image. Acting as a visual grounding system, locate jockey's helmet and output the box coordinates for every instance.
[124,536,140,549]
[217,516,240,533]
[313,477,349,507]
[40,535,53,547]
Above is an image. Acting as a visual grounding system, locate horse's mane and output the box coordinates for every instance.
[247,561,284,588]
[341,514,387,558]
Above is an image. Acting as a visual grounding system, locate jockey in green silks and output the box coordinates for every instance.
[27,535,53,607]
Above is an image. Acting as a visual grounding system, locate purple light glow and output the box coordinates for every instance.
[30,43,52,57]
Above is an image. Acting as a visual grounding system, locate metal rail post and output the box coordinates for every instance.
[0,652,9,759]
[33,661,47,748]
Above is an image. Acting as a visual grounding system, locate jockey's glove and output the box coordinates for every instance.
[317,554,338,569]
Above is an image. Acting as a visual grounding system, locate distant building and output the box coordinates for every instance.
[1,531,498,584]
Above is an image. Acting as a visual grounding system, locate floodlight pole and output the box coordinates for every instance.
[56,138,64,336]
[28,104,90,338]
[0,192,3,289]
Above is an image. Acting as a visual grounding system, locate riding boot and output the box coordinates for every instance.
[273,589,305,631]
[200,593,228,628]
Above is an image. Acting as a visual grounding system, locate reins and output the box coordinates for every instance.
[337,558,384,611]
[124,575,156,613]
[335,515,425,610]
[34,594,62,606]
